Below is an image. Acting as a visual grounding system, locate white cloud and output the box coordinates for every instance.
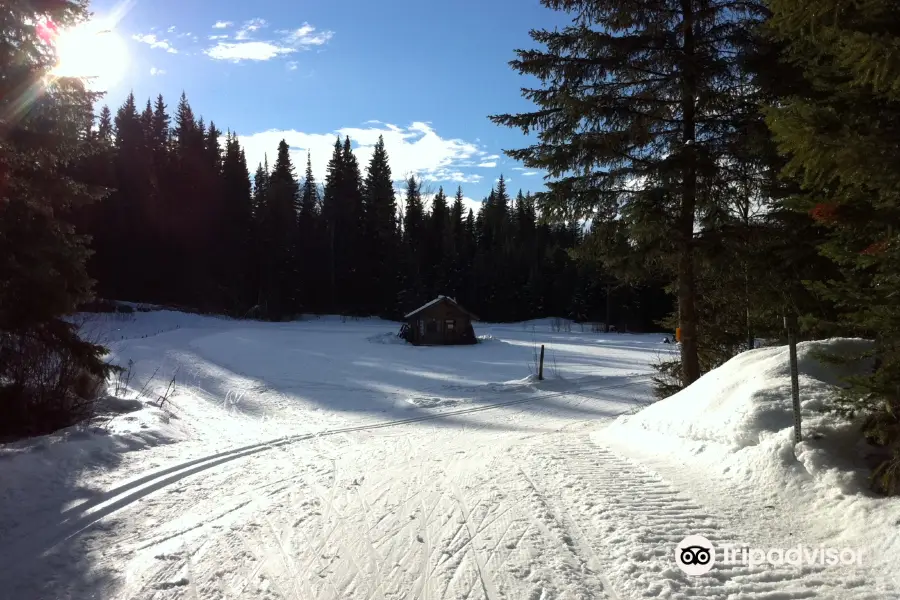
[209,34,229,40]
[240,122,485,190]
[281,23,334,46]
[149,67,166,76]
[132,33,179,54]
[235,18,267,40]
[206,20,333,62]
[477,161,497,168]
[483,154,501,160]
[213,21,233,29]
[523,171,539,176]
[287,61,299,71]
[206,41,294,61]
[167,25,177,33]
[512,166,526,171]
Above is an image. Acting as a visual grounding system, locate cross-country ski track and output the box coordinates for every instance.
[1,315,896,599]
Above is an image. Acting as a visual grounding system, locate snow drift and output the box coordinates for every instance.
[603,338,880,492]
[598,338,900,587]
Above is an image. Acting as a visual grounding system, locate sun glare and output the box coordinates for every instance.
[52,20,128,90]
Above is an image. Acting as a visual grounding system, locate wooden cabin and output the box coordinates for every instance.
[400,296,478,346]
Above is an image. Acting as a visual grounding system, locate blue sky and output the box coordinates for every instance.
[85,0,570,208]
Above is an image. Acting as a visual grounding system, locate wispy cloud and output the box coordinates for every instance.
[240,122,485,188]
[150,67,166,76]
[477,161,497,168]
[209,34,228,40]
[280,23,334,46]
[213,21,233,29]
[522,171,539,176]
[132,33,178,54]
[167,25,177,33]
[287,61,299,71]
[206,20,335,63]
[235,18,268,41]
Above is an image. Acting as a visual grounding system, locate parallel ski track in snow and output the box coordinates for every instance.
[529,434,883,600]
[7,375,651,571]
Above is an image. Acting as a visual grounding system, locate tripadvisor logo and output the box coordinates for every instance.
[675,535,866,577]
[675,535,716,576]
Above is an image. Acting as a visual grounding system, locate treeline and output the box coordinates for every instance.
[492,0,900,492]
[75,92,670,327]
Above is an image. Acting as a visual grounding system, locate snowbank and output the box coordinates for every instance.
[602,338,877,493]
[597,338,900,584]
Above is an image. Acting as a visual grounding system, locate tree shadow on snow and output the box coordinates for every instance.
[0,418,181,599]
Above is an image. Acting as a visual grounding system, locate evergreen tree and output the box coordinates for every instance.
[96,105,113,145]
[399,176,427,309]
[258,140,300,319]
[363,136,399,315]
[0,0,114,437]
[322,138,344,309]
[340,136,365,312]
[491,0,768,385]
[220,132,255,312]
[298,152,321,311]
[766,0,900,494]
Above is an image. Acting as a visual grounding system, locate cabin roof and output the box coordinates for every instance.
[404,295,479,321]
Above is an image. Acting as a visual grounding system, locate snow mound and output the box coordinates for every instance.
[403,396,463,409]
[367,332,406,345]
[601,338,884,499]
[608,338,872,450]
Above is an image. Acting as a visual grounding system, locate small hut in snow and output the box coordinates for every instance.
[400,296,478,346]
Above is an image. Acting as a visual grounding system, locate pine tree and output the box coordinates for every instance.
[363,135,399,315]
[0,0,115,437]
[96,105,113,145]
[766,0,900,494]
[220,132,255,312]
[298,152,321,311]
[340,136,365,312]
[491,0,768,384]
[399,176,427,310]
[322,138,344,310]
[259,140,300,319]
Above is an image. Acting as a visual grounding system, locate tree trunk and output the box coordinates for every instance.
[679,0,701,386]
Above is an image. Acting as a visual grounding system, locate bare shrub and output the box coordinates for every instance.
[0,320,118,440]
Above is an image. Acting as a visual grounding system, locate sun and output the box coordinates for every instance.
[51,19,129,90]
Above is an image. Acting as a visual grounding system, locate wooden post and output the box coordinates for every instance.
[538,344,545,381]
[784,313,802,443]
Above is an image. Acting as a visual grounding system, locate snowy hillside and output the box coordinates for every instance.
[0,311,897,599]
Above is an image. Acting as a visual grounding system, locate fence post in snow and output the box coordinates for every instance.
[539,345,545,381]
[784,313,802,443]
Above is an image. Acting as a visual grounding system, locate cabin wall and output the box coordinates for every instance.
[406,302,473,345]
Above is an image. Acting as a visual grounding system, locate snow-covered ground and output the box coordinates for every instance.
[0,312,897,599]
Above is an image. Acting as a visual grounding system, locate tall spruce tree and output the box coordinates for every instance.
[491,0,767,385]
[363,135,399,315]
[220,132,254,312]
[298,152,321,311]
[259,140,300,319]
[766,0,900,494]
[322,138,344,310]
[0,1,114,437]
[340,136,365,312]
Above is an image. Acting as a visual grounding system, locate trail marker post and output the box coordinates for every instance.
[784,313,802,443]
[539,344,545,381]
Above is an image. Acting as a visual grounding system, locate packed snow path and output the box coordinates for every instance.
[0,315,894,599]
